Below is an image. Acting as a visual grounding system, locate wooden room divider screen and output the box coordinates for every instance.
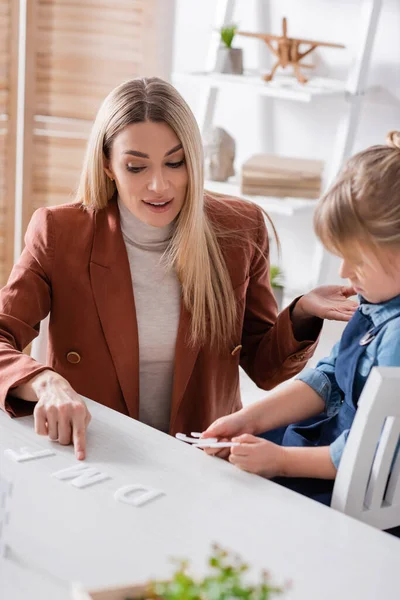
[0,0,175,286]
[0,0,18,287]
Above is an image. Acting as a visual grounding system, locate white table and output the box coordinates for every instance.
[1,398,399,600]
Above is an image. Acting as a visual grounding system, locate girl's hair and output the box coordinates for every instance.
[76,77,274,349]
[314,131,400,259]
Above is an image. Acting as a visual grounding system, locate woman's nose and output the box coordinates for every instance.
[147,169,168,194]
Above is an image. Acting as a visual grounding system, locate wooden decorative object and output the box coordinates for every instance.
[72,582,149,600]
[237,17,344,84]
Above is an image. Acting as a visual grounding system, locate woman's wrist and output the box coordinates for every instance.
[12,369,59,402]
[290,296,322,341]
[291,295,322,323]
[30,369,63,395]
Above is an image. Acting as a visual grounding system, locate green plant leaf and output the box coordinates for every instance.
[270,265,284,289]
[139,545,285,600]
[220,24,237,48]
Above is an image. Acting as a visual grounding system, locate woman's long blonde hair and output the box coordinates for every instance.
[76,77,245,348]
[314,131,400,259]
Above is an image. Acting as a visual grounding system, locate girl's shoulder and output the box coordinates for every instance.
[379,314,400,339]
[372,314,400,366]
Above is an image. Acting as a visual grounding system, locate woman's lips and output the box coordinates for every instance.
[142,198,173,213]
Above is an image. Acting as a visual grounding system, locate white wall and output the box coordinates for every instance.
[172,0,400,293]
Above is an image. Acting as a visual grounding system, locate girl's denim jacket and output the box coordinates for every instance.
[296,295,400,468]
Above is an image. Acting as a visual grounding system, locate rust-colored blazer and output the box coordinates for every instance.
[0,195,320,434]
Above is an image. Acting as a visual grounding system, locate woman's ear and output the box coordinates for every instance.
[103,158,114,181]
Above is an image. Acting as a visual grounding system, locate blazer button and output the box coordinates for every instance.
[231,344,242,356]
[66,351,81,364]
[291,352,306,362]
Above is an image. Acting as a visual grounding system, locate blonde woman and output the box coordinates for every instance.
[203,132,400,508]
[0,78,356,460]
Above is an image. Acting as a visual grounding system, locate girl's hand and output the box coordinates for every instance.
[201,410,253,459]
[229,434,286,478]
[31,371,91,460]
[293,285,358,323]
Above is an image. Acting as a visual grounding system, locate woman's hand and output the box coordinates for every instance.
[201,410,254,459]
[293,285,358,323]
[229,434,286,478]
[30,371,91,460]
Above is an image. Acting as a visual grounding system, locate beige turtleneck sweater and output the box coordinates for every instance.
[118,198,181,433]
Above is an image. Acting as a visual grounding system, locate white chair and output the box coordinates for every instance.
[332,366,400,531]
[30,314,50,364]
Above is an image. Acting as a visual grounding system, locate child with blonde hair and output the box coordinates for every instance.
[203,131,400,505]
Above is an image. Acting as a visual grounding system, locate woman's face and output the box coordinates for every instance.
[104,121,188,227]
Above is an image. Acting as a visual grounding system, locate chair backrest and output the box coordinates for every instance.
[331,366,400,530]
[30,315,50,364]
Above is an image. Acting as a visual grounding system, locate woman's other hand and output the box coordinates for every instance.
[293,285,358,323]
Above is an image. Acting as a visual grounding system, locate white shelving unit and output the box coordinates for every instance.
[172,0,383,289]
[173,70,348,103]
[203,177,316,217]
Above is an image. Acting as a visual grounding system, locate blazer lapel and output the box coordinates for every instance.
[89,199,140,419]
[170,300,200,432]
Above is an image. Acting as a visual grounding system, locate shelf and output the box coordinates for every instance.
[204,178,317,216]
[173,70,347,103]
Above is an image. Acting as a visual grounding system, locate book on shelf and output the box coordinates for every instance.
[241,183,321,199]
[241,153,324,199]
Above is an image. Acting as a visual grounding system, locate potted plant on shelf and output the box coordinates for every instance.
[270,265,284,310]
[214,24,244,75]
[72,544,285,600]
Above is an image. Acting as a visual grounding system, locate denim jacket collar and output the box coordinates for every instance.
[358,293,400,327]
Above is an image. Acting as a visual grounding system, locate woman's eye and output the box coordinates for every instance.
[166,159,185,169]
[126,165,146,173]
[126,160,185,173]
